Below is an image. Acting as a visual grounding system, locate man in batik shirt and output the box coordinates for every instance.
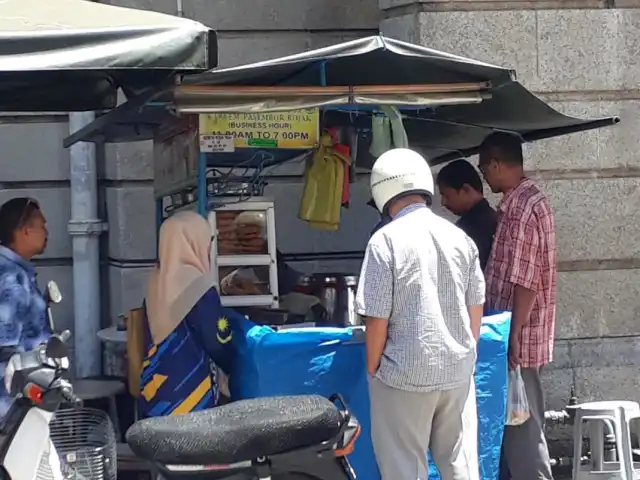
[0,197,51,418]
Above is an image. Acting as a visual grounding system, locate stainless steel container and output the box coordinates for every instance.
[308,274,360,326]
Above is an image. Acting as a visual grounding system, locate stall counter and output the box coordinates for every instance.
[229,312,510,480]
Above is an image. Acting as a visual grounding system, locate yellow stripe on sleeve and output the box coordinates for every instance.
[171,376,212,415]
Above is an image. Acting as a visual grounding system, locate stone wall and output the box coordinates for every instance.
[381,0,640,452]
[0,114,76,334]
[103,0,640,414]
[102,0,381,322]
[1,1,637,449]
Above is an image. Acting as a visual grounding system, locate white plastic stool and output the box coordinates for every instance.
[572,401,640,480]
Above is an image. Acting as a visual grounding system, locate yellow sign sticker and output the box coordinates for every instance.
[199,109,320,150]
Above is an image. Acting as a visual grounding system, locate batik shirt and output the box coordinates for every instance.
[0,245,50,417]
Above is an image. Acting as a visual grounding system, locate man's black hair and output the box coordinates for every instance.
[436,159,484,194]
[479,132,524,166]
[0,197,41,246]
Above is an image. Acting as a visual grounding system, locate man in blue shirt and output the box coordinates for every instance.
[0,197,51,417]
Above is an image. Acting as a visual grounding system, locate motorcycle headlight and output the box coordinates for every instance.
[4,354,20,394]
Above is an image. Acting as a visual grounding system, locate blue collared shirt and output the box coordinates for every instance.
[0,245,50,417]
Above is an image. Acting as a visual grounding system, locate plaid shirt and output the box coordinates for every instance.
[485,178,557,368]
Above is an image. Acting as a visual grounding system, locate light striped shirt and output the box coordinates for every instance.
[356,203,485,392]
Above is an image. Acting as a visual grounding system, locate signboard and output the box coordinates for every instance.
[153,115,199,198]
[198,109,320,150]
[200,134,235,153]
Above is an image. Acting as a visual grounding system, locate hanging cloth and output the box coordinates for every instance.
[298,134,351,231]
[333,143,351,207]
[368,105,409,158]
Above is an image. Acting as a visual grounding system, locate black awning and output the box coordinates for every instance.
[61,35,619,162]
[0,0,217,111]
[184,35,515,88]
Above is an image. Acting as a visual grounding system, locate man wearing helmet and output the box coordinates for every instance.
[355,148,485,480]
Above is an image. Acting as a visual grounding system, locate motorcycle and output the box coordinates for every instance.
[0,281,116,480]
[0,282,362,480]
[126,393,361,480]
[0,329,81,480]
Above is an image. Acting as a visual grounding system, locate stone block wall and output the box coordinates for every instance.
[0,1,637,448]
[101,0,381,321]
[0,114,75,332]
[381,0,640,452]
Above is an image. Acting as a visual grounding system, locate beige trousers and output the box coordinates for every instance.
[369,376,479,480]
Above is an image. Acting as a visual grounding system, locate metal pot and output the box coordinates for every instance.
[305,274,360,326]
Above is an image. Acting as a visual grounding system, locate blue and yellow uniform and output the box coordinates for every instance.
[139,287,237,418]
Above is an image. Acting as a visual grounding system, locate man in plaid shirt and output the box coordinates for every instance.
[478,133,557,480]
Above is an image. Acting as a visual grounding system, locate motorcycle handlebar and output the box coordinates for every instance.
[60,385,82,406]
[58,330,71,343]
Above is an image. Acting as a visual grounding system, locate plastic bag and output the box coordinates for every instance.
[298,134,350,231]
[505,366,530,426]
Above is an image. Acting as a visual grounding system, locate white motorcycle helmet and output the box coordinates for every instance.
[370,148,434,213]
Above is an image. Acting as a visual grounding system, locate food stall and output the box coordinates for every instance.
[64,35,619,479]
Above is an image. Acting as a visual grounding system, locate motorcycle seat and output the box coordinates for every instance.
[126,395,342,465]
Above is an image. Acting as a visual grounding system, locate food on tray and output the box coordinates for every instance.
[508,410,530,425]
[235,211,266,227]
[214,209,268,255]
[216,211,236,220]
[220,267,265,295]
[240,238,265,247]
[235,225,263,238]
[217,224,237,233]
[218,232,236,241]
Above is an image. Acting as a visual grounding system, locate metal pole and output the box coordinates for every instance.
[197,152,207,217]
[68,112,107,378]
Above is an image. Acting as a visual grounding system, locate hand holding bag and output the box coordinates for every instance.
[505,366,531,426]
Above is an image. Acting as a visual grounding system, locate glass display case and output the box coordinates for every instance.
[208,198,279,308]
[214,210,268,256]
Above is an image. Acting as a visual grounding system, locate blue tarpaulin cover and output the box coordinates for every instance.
[229,312,510,480]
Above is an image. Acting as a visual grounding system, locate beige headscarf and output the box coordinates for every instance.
[145,211,214,344]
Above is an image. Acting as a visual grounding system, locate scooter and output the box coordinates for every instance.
[0,281,90,480]
[126,392,361,480]
[0,332,80,480]
[0,282,362,480]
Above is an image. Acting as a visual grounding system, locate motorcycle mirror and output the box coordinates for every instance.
[46,281,62,305]
[45,330,71,360]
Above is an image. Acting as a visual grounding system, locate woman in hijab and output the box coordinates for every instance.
[139,211,235,418]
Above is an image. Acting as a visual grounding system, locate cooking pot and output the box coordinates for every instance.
[300,274,361,326]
